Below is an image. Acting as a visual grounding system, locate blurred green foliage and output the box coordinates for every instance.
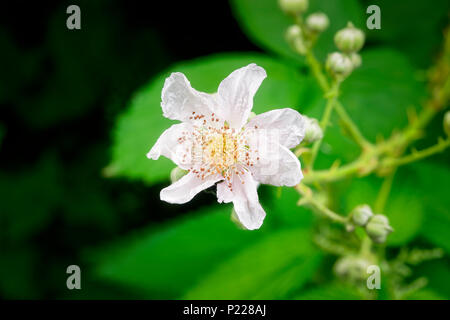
[0,0,449,300]
[231,0,365,63]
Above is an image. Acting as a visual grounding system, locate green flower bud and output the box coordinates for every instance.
[349,52,362,69]
[365,214,393,243]
[351,204,373,226]
[444,111,450,137]
[304,115,323,143]
[326,52,353,78]
[278,0,308,15]
[334,22,365,53]
[334,255,373,282]
[170,166,187,183]
[286,24,302,40]
[306,12,329,33]
[285,25,306,55]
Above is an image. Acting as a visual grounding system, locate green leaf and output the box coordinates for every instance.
[340,48,426,141]
[384,178,423,246]
[414,163,450,252]
[340,162,450,248]
[414,260,450,299]
[109,53,312,184]
[361,0,450,67]
[294,283,362,300]
[405,289,445,300]
[230,0,364,63]
[266,186,315,227]
[92,205,268,298]
[183,228,321,299]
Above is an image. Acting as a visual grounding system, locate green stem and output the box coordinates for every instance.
[303,150,374,184]
[303,130,449,185]
[360,236,372,257]
[305,197,348,224]
[308,81,340,170]
[362,169,397,261]
[374,171,396,213]
[334,101,372,149]
[295,184,348,224]
[305,50,329,92]
[304,49,372,149]
[381,138,450,168]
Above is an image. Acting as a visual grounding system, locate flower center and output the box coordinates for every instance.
[179,112,259,189]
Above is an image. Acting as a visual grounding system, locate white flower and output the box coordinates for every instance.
[147,64,306,230]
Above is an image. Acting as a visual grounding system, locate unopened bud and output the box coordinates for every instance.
[286,25,306,55]
[334,22,365,53]
[170,167,187,183]
[286,25,302,40]
[351,204,373,226]
[306,12,329,33]
[365,214,393,243]
[334,255,372,282]
[444,111,450,137]
[326,52,353,78]
[349,52,362,68]
[278,0,308,15]
[303,116,323,143]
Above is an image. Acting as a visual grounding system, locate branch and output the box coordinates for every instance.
[295,184,348,224]
[381,138,450,168]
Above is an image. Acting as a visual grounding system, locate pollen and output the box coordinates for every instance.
[177,113,258,188]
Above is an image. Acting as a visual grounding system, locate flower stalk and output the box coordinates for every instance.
[307,80,340,170]
[296,184,348,224]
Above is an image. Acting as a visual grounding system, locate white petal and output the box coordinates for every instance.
[161,72,217,123]
[147,123,193,169]
[216,181,234,203]
[160,172,221,204]
[217,170,266,230]
[217,64,266,129]
[251,141,303,187]
[246,108,306,149]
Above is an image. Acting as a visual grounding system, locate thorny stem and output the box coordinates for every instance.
[286,10,450,299]
[291,30,450,292]
[295,184,348,224]
[302,149,375,184]
[381,138,450,169]
[334,102,373,150]
[302,74,450,185]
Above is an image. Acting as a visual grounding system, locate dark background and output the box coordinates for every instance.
[0,0,258,299]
